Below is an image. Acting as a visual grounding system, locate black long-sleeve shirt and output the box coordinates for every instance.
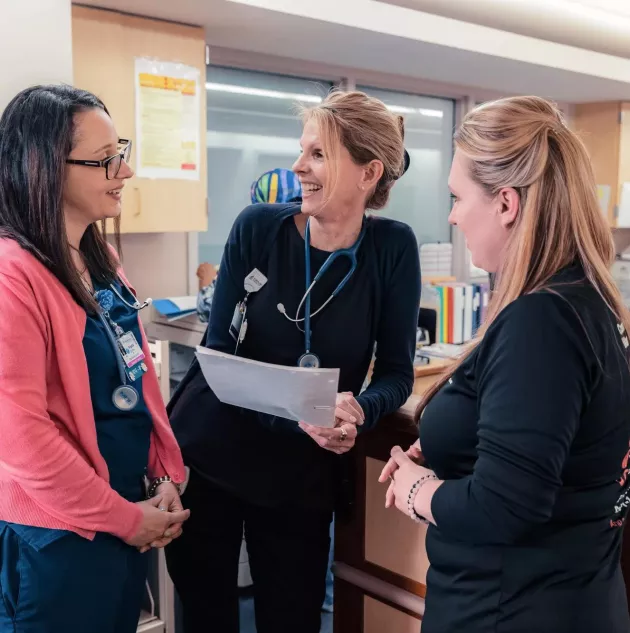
[169,203,420,509]
[420,264,630,633]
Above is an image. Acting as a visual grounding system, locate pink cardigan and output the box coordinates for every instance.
[0,239,186,541]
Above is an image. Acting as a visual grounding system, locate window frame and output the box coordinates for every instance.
[187,48,484,294]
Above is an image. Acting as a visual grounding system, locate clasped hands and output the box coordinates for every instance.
[299,392,364,454]
[126,482,190,554]
[379,440,440,522]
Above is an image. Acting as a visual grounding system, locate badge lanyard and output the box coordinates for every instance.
[229,269,269,355]
[93,281,150,412]
[277,218,367,368]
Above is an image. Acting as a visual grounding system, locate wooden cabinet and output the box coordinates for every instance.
[72,6,207,234]
[573,102,630,227]
[334,399,431,632]
[364,597,421,633]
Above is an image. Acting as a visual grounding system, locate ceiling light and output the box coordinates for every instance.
[418,108,444,118]
[387,104,444,118]
[205,82,322,103]
[387,105,416,114]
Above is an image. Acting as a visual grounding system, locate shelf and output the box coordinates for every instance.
[147,321,205,349]
[137,619,165,633]
[139,610,158,626]
[170,370,188,383]
[138,610,164,633]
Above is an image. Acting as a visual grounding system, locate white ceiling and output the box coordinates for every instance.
[573,0,630,18]
[77,0,630,102]
[386,0,630,58]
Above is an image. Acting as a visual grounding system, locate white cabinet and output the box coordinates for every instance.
[139,341,177,633]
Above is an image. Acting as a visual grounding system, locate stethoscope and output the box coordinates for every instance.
[277,218,366,368]
[93,277,152,411]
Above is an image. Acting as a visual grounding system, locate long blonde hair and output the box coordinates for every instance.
[420,96,630,412]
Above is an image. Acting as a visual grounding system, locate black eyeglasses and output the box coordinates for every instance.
[66,139,132,180]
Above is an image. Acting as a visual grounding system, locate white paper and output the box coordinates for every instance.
[134,58,201,181]
[195,347,340,427]
[618,183,630,228]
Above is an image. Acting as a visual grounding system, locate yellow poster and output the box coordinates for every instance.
[135,59,200,180]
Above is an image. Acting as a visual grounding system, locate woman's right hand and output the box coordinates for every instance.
[379,440,424,482]
[196,263,217,289]
[379,440,424,508]
[125,496,191,548]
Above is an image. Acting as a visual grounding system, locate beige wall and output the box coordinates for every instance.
[0,0,73,113]
[117,233,191,323]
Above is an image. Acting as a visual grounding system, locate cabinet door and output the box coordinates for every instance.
[364,597,422,633]
[573,102,621,227]
[72,6,208,234]
[617,102,630,228]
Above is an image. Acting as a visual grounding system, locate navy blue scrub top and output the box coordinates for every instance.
[82,279,152,503]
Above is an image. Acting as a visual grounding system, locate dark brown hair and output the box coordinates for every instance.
[0,84,121,311]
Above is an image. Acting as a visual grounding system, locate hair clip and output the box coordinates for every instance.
[394,149,411,180]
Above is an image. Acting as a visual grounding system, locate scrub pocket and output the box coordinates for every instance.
[0,523,69,622]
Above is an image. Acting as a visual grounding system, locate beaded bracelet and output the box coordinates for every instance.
[147,475,181,499]
[407,474,438,524]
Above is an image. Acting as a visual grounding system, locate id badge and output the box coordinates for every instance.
[117,331,146,368]
[229,302,246,342]
[126,361,148,382]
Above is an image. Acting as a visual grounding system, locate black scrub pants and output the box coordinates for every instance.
[165,468,332,633]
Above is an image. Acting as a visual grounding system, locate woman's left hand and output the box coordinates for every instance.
[298,420,358,454]
[380,446,438,517]
[298,392,364,454]
[138,482,185,553]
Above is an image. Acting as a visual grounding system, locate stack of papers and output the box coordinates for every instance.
[152,296,198,321]
[417,343,465,359]
[195,347,340,427]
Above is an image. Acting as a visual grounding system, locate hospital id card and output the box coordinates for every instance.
[117,331,145,368]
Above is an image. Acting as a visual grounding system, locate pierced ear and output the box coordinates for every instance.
[498,187,520,228]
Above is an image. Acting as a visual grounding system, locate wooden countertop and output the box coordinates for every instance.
[373,359,452,438]
[413,358,451,393]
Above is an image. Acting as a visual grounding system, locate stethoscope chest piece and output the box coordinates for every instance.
[112,385,139,411]
[298,352,321,369]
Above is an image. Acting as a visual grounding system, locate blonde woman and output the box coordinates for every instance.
[381,96,630,633]
[167,91,420,633]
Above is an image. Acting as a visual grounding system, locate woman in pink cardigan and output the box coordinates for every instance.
[0,85,189,633]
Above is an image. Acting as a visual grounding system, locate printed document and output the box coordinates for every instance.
[195,347,340,427]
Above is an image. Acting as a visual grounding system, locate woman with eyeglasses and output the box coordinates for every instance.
[0,85,189,633]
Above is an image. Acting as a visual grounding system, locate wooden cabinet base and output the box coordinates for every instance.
[334,393,429,632]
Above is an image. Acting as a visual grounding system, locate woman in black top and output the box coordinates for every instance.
[381,96,630,633]
[166,90,421,633]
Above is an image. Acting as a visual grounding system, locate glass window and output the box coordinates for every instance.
[200,66,332,266]
[357,85,455,245]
